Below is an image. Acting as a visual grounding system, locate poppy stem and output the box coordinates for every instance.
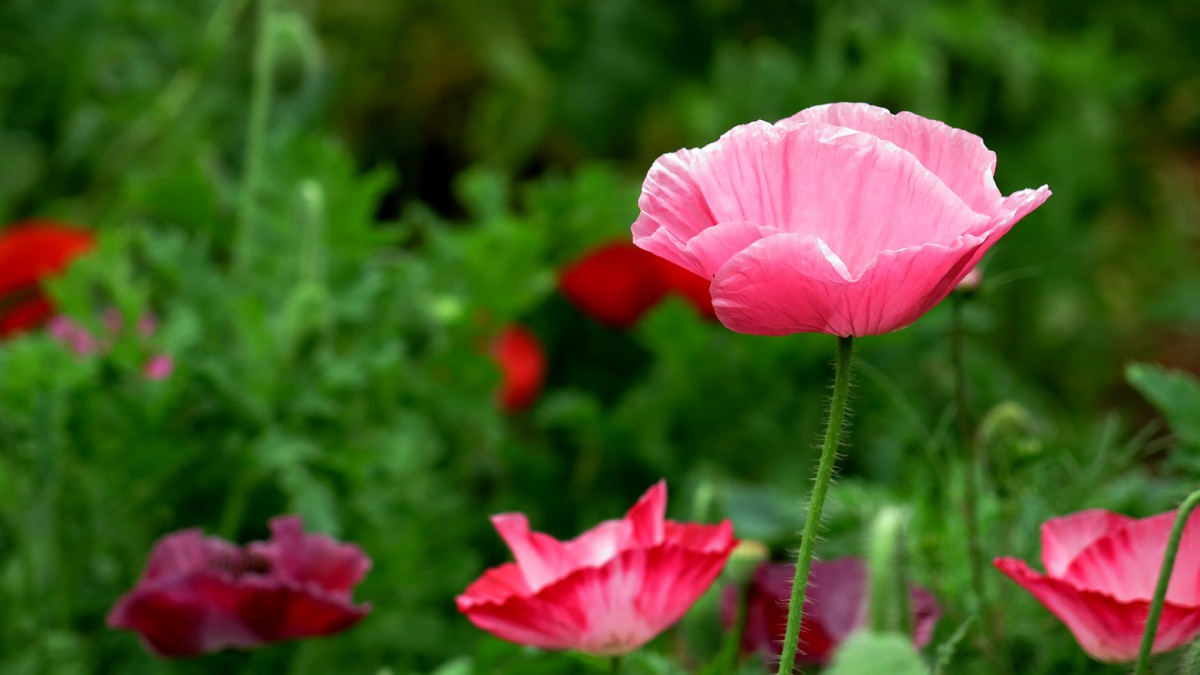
[1134,489,1200,675]
[776,335,854,675]
[234,0,278,273]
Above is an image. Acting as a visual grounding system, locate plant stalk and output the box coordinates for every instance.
[1134,489,1200,675]
[776,335,854,675]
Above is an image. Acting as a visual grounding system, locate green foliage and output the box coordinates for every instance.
[1,0,1198,674]
[826,632,929,675]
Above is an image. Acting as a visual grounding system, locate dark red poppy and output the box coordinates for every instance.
[490,324,547,413]
[0,221,95,337]
[107,516,371,658]
[721,558,940,668]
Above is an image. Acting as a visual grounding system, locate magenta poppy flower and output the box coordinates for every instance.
[994,508,1200,662]
[489,324,547,413]
[108,516,371,658]
[0,221,94,337]
[722,558,940,667]
[456,481,738,655]
[631,102,1051,336]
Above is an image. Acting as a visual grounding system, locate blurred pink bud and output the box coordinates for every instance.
[143,354,174,380]
[137,314,157,336]
[48,315,99,356]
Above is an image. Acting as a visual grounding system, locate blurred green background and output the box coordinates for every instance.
[1,0,1198,673]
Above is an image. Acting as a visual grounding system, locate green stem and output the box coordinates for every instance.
[1134,489,1200,675]
[867,507,910,636]
[234,0,278,273]
[776,335,854,675]
[951,297,987,614]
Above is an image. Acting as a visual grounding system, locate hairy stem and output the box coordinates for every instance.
[776,335,854,675]
[1134,489,1200,674]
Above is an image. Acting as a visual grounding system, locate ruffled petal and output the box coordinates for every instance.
[1041,510,1135,577]
[106,572,258,657]
[233,576,371,643]
[780,103,1004,214]
[685,122,990,276]
[994,557,1200,662]
[1063,510,1200,606]
[141,529,239,582]
[710,229,991,336]
[249,516,371,596]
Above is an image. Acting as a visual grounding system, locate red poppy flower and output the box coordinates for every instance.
[558,243,671,328]
[456,481,738,655]
[994,508,1200,662]
[107,516,371,658]
[0,221,95,336]
[490,324,547,412]
[722,558,940,667]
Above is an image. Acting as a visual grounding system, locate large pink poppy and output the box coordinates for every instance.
[631,102,1051,336]
[994,508,1200,662]
[722,558,940,668]
[108,516,371,657]
[456,481,737,655]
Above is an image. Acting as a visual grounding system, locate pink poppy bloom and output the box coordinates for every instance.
[631,102,1051,336]
[994,508,1200,662]
[0,221,94,337]
[722,558,940,668]
[456,481,738,655]
[108,516,371,658]
[489,324,547,413]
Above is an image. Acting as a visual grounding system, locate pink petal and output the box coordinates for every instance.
[780,102,1005,214]
[994,557,1200,662]
[709,228,994,336]
[460,543,733,655]
[233,576,370,642]
[492,482,669,590]
[249,516,372,596]
[140,530,240,582]
[1041,510,1136,577]
[107,572,259,657]
[1063,510,1200,606]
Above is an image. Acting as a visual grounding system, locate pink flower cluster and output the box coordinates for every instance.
[48,310,174,380]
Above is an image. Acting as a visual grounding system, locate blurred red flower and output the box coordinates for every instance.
[457,481,737,655]
[995,508,1200,662]
[490,324,547,412]
[722,558,940,668]
[0,221,94,336]
[558,241,715,328]
[108,516,371,658]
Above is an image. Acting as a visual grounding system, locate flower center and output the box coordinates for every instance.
[210,551,273,578]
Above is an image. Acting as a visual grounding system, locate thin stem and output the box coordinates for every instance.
[776,335,854,675]
[867,507,910,636]
[951,297,987,614]
[234,0,278,273]
[1134,489,1200,675]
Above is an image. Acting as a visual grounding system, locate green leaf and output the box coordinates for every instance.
[1127,363,1200,448]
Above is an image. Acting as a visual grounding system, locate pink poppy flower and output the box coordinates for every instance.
[0,221,94,337]
[722,558,940,667]
[489,324,547,413]
[108,516,371,658]
[631,102,1051,336]
[994,508,1200,662]
[456,481,738,655]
